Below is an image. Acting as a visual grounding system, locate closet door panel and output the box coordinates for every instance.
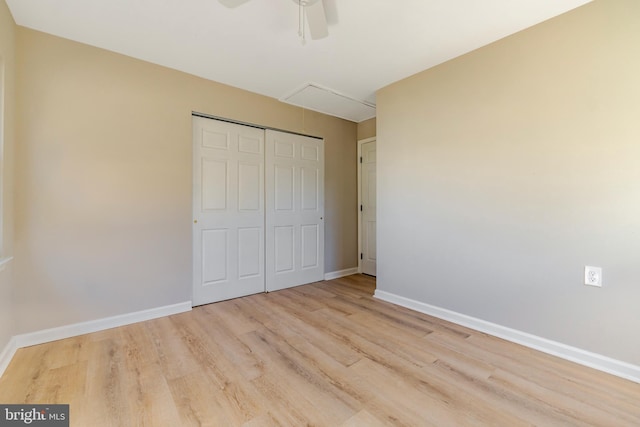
[266,129,324,292]
[193,117,265,305]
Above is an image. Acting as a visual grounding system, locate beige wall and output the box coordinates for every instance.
[357,118,376,140]
[0,0,16,352]
[377,0,640,365]
[14,28,358,333]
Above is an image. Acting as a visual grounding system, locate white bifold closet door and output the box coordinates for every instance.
[192,117,265,305]
[192,117,324,306]
[265,129,324,292]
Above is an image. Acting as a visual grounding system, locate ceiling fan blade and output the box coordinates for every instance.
[218,0,252,8]
[305,0,329,40]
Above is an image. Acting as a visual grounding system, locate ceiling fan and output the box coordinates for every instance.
[219,0,329,41]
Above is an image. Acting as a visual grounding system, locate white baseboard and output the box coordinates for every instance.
[0,301,192,378]
[374,290,640,384]
[0,336,18,378]
[14,301,192,349]
[324,267,359,281]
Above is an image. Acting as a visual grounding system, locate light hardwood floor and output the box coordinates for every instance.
[1,275,639,426]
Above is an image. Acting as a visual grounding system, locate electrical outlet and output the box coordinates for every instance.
[584,266,602,287]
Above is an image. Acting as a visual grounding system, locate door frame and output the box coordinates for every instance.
[357,137,376,274]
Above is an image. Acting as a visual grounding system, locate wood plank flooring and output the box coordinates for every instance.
[1,274,639,426]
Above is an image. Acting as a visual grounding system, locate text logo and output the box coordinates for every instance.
[0,405,68,426]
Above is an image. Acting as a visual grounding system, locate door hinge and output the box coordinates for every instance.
[360,204,363,212]
[360,156,363,163]
[360,253,363,260]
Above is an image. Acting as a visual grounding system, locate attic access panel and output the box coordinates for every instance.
[280,83,376,123]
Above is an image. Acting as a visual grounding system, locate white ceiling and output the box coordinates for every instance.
[7,0,592,122]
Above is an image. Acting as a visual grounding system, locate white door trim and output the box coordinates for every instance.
[357,137,376,274]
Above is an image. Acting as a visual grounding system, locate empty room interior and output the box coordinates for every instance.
[1,0,639,425]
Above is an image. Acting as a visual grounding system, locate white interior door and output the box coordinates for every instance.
[361,140,377,276]
[266,129,324,292]
[192,117,265,305]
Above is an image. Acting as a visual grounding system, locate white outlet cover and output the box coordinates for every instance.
[584,266,602,287]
